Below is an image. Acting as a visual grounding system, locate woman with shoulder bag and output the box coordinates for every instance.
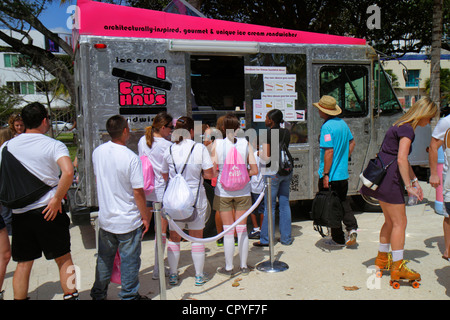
[161,116,215,286]
[360,97,438,288]
[254,109,294,247]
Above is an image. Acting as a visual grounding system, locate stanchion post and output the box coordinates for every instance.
[267,177,275,266]
[153,202,167,300]
[256,176,289,273]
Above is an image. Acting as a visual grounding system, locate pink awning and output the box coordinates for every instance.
[74,0,366,46]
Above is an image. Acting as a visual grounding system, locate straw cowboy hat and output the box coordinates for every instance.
[313,95,342,116]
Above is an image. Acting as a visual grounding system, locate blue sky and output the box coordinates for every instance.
[39,1,74,32]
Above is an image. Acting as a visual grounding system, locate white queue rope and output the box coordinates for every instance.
[164,190,265,244]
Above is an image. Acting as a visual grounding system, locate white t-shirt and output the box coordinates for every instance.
[138,135,172,202]
[251,151,264,194]
[0,133,70,214]
[161,139,213,214]
[214,137,252,198]
[432,114,450,173]
[93,141,144,234]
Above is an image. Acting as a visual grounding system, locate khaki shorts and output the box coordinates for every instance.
[213,195,252,212]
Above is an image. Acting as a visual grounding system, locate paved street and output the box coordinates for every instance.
[2,182,450,301]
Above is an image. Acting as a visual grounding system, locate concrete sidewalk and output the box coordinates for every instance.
[2,182,450,300]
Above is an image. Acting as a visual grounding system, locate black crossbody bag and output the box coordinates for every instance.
[0,144,54,209]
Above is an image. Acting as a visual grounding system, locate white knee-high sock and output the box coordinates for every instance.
[191,243,205,276]
[167,241,180,275]
[236,225,249,269]
[392,249,404,262]
[223,225,235,271]
[378,243,390,253]
[154,233,167,274]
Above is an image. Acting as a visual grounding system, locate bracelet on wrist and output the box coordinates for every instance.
[411,177,418,184]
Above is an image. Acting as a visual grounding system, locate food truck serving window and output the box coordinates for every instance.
[320,66,368,118]
[191,55,245,124]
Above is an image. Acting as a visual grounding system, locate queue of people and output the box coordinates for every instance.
[0,95,447,299]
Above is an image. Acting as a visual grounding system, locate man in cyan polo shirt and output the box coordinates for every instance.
[314,95,358,247]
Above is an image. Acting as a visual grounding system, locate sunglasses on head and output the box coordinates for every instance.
[164,122,174,129]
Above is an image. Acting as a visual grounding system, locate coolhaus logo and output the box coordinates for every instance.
[118,79,167,106]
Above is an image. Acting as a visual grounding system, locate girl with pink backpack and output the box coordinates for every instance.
[211,113,258,277]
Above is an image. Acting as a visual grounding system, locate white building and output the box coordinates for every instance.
[0,29,72,110]
[382,50,450,108]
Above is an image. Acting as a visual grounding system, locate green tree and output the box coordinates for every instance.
[384,69,401,90]
[128,0,450,55]
[425,68,450,105]
[0,0,75,102]
[0,85,23,124]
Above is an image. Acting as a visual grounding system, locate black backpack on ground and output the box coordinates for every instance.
[310,190,344,237]
[0,144,53,209]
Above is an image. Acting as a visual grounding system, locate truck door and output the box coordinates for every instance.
[312,64,371,195]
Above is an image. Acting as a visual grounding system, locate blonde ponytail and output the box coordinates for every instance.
[145,125,154,148]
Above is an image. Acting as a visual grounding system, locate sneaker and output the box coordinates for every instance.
[216,238,224,247]
[346,231,357,247]
[324,239,346,247]
[253,241,268,247]
[195,273,210,286]
[0,290,4,300]
[248,229,261,239]
[152,266,170,280]
[239,267,251,276]
[63,291,79,300]
[169,273,179,285]
[133,294,151,300]
[217,267,234,278]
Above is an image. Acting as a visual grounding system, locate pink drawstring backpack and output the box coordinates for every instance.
[140,153,155,196]
[220,146,249,191]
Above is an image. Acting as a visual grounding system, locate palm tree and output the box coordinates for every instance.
[425,68,450,106]
[430,0,443,125]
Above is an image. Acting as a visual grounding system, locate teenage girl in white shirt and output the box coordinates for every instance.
[138,112,173,280]
[161,116,215,286]
[211,113,258,276]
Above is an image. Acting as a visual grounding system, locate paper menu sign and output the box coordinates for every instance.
[249,68,304,122]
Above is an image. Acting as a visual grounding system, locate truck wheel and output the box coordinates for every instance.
[351,194,382,212]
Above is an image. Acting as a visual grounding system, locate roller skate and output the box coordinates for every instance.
[389,260,421,289]
[374,251,392,278]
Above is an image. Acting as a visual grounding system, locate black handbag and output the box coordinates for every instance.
[359,155,394,191]
[277,130,294,176]
[311,190,344,237]
[0,144,54,209]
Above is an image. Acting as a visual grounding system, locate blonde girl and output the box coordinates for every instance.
[360,97,438,286]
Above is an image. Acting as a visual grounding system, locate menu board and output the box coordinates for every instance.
[245,66,305,122]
